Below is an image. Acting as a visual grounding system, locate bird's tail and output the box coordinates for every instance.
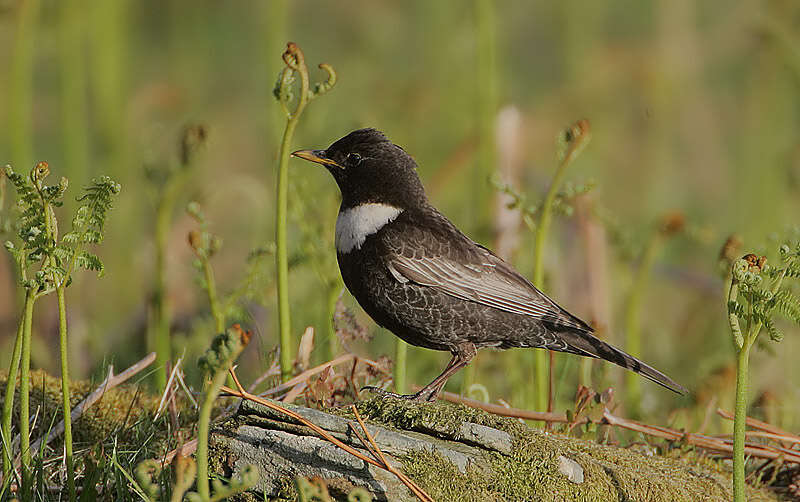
[557,327,688,395]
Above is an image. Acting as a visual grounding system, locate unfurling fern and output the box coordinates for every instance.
[5,163,67,292]
[60,176,121,277]
[3,165,121,287]
[1,162,120,499]
[727,241,800,502]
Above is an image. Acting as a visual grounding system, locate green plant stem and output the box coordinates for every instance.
[263,0,288,136]
[90,0,127,176]
[326,283,341,361]
[733,337,751,502]
[530,129,587,412]
[2,313,26,479]
[394,339,408,395]
[275,53,310,382]
[36,167,78,501]
[1,170,6,214]
[59,0,88,192]
[10,0,41,170]
[473,0,497,231]
[202,259,224,334]
[730,267,786,502]
[532,153,580,284]
[460,357,476,397]
[195,368,229,501]
[623,230,663,418]
[56,286,76,502]
[18,289,35,500]
[579,349,592,387]
[152,174,187,390]
[199,256,235,390]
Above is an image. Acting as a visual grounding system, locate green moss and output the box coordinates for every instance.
[400,430,779,502]
[345,397,780,502]
[0,368,196,459]
[352,395,528,439]
[402,449,493,499]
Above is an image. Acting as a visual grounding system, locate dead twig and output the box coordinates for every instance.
[164,355,382,464]
[164,439,198,465]
[439,388,800,465]
[603,410,800,464]
[258,354,355,397]
[222,367,433,502]
[349,405,433,502]
[174,361,198,409]
[246,359,281,393]
[717,408,800,442]
[437,389,577,423]
[737,431,800,447]
[280,382,306,404]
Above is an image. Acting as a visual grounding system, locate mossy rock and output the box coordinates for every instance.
[214,396,781,501]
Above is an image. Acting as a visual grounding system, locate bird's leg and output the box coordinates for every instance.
[412,343,476,402]
[362,343,476,402]
[371,353,464,399]
[360,353,460,400]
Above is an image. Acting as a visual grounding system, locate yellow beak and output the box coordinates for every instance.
[291,149,342,168]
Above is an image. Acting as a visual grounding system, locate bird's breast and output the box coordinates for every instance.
[335,203,404,253]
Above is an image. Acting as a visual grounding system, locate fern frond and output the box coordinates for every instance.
[784,262,800,279]
[773,289,800,324]
[61,231,80,244]
[75,251,104,276]
[4,165,56,262]
[74,176,121,244]
[70,205,88,230]
[764,318,784,342]
[4,240,26,278]
[81,230,102,244]
[727,300,746,318]
[41,177,68,204]
[52,245,75,266]
[3,166,38,206]
[39,264,68,287]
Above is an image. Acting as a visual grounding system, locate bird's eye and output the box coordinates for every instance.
[345,153,362,167]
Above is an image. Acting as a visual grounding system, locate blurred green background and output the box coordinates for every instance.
[1,0,799,432]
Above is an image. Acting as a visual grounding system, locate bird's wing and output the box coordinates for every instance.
[382,213,590,332]
[381,211,688,396]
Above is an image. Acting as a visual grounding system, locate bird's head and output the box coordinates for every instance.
[292,128,427,210]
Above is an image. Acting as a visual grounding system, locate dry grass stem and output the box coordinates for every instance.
[155,356,183,419]
[604,410,800,464]
[439,388,800,465]
[27,352,156,458]
[246,359,281,393]
[221,367,433,502]
[258,354,356,397]
[717,408,800,440]
[437,389,576,423]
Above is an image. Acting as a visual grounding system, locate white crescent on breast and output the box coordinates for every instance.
[335,203,404,253]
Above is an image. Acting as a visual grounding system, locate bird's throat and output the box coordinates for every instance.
[335,203,403,253]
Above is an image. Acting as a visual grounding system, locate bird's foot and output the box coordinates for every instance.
[360,386,435,402]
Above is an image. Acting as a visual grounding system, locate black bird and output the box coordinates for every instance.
[293,128,687,401]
